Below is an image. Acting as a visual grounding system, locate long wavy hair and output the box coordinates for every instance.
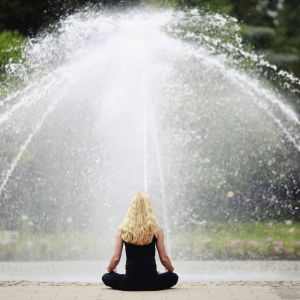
[119,193,158,245]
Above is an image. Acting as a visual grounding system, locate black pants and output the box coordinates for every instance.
[102,270,178,291]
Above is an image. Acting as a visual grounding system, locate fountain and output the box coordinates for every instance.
[0,5,300,281]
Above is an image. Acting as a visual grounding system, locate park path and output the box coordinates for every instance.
[1,281,300,300]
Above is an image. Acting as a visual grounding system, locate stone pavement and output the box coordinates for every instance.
[0,281,300,300]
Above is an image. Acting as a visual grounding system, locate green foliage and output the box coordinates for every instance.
[0,31,26,75]
[172,221,300,259]
[177,0,233,14]
[0,0,83,36]
[242,25,276,49]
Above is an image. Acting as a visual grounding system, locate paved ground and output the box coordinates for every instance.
[0,281,300,300]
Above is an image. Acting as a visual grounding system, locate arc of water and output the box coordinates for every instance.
[0,72,61,126]
[168,18,300,120]
[0,97,59,196]
[175,23,300,87]
[189,49,300,152]
[0,54,109,196]
[189,43,300,126]
[225,68,300,151]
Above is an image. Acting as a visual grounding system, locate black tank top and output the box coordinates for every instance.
[124,235,157,272]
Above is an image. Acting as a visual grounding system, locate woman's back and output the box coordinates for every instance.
[102,193,178,290]
[124,236,157,272]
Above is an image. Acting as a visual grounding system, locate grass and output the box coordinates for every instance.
[0,222,300,261]
[171,221,300,260]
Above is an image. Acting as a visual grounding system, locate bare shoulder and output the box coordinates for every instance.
[156,225,163,231]
[116,226,122,236]
[156,225,163,238]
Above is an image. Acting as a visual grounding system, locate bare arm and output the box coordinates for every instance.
[156,226,174,272]
[107,228,123,272]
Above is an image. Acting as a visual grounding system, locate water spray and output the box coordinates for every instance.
[140,57,172,256]
[140,64,148,194]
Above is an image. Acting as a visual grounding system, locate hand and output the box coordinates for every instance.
[164,267,173,273]
[107,268,116,273]
[113,267,118,273]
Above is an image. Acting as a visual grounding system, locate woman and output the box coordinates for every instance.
[102,193,178,291]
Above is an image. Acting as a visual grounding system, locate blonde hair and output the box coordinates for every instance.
[120,193,158,245]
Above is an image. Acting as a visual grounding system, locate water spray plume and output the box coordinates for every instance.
[0,7,299,261]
